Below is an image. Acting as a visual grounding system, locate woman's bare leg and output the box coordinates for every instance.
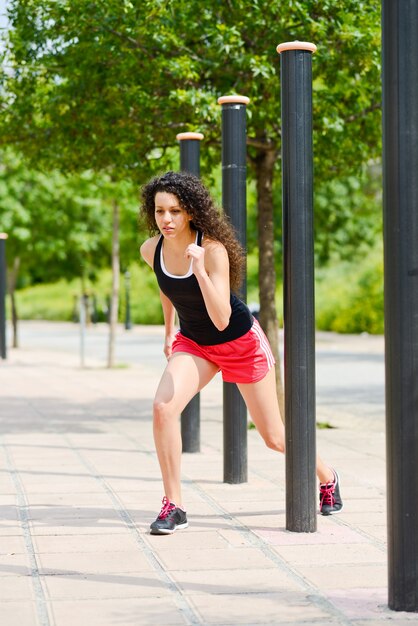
[237,368,334,484]
[153,353,218,505]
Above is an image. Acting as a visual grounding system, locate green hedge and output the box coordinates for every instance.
[10,248,383,334]
[315,246,384,334]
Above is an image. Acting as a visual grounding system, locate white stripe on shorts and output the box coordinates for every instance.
[251,320,275,369]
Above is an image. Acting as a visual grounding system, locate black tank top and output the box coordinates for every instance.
[153,231,253,345]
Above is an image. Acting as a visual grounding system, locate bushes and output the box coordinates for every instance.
[315,245,384,334]
[12,263,164,325]
[11,248,384,334]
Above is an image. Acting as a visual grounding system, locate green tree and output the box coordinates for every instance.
[0,149,141,346]
[1,0,382,398]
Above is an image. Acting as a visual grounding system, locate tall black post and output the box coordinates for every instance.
[0,233,8,360]
[218,95,249,484]
[176,132,204,453]
[277,42,317,532]
[382,1,418,612]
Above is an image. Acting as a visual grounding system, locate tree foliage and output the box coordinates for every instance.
[0,149,140,284]
[2,0,381,185]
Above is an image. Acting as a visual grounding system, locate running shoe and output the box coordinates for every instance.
[150,496,188,535]
[319,469,343,515]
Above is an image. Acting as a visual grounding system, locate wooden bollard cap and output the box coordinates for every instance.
[276,41,317,54]
[176,132,204,141]
[217,95,250,105]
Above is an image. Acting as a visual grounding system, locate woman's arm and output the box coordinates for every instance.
[159,289,177,359]
[140,236,176,358]
[186,240,232,331]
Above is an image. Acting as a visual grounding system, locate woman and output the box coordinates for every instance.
[140,171,342,535]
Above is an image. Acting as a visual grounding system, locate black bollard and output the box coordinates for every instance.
[0,233,7,359]
[176,132,204,453]
[382,0,418,612]
[177,132,203,177]
[218,95,249,484]
[277,42,317,532]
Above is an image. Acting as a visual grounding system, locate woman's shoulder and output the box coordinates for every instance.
[140,235,160,267]
[201,235,226,252]
[201,236,229,263]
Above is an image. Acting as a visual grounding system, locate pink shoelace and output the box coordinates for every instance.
[319,480,336,511]
[158,496,175,519]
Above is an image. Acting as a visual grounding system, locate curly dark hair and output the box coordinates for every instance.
[140,171,245,293]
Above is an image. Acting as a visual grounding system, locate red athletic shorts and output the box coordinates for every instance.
[171,318,275,384]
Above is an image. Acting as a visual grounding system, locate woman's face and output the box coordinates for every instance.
[154,192,192,238]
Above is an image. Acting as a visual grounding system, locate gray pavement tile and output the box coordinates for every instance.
[232,512,287,529]
[0,479,15,495]
[33,532,138,554]
[37,550,154,575]
[103,478,164,493]
[217,528,254,547]
[170,567,302,595]
[48,597,187,626]
[0,553,31,576]
[323,587,415,621]
[254,521,368,546]
[355,620,418,625]
[293,563,387,589]
[221,499,286,516]
[28,522,130,536]
[16,479,102,494]
[271,543,386,566]
[25,492,114,506]
[27,505,123,523]
[338,497,385,513]
[188,591,334,624]
[0,602,39,626]
[41,571,170,600]
[0,576,35,600]
[0,324,406,625]
[0,504,19,522]
[0,535,27,555]
[155,546,278,571]
[336,510,386,526]
[145,530,229,552]
[0,525,24,536]
[358,524,387,543]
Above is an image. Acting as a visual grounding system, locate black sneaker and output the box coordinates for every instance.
[150,496,188,535]
[319,469,343,515]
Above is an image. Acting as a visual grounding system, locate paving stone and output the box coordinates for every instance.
[37,550,153,575]
[156,547,277,571]
[188,591,334,624]
[171,567,302,595]
[271,542,386,566]
[0,602,39,626]
[41,571,169,600]
[0,323,397,626]
[48,598,187,626]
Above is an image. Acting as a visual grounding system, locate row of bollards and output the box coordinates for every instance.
[176,47,318,532]
[0,29,416,610]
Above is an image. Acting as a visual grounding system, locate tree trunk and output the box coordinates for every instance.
[254,148,285,419]
[107,199,120,368]
[8,256,20,349]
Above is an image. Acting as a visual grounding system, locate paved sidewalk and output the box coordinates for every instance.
[0,323,415,625]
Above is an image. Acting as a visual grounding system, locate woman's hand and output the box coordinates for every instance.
[163,333,176,360]
[185,243,206,277]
